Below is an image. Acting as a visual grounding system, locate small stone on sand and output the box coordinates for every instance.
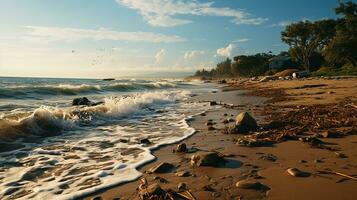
[287,168,310,177]
[236,180,265,190]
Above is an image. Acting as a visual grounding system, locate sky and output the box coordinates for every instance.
[0,0,340,78]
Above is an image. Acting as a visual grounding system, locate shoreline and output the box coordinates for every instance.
[85,77,357,200]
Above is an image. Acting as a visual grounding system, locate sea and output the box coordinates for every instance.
[0,77,216,200]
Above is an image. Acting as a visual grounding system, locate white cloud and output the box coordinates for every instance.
[116,0,267,27]
[232,38,250,43]
[155,48,166,64]
[217,44,235,57]
[267,21,292,28]
[184,50,205,60]
[24,26,185,43]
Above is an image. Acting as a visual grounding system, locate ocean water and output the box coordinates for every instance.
[0,77,214,200]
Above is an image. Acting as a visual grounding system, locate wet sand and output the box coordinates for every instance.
[85,77,357,200]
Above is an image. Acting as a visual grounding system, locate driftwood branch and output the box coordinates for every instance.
[318,170,357,181]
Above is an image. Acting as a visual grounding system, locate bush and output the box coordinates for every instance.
[275,69,299,77]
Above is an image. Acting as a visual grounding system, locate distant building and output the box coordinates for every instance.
[269,55,292,70]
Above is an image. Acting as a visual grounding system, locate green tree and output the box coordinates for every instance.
[216,58,232,76]
[324,1,357,67]
[281,19,336,71]
[231,53,273,77]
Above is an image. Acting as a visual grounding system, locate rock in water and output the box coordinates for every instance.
[286,168,311,177]
[148,162,174,173]
[229,112,258,134]
[72,97,91,106]
[72,97,103,106]
[210,101,217,106]
[140,138,151,144]
[190,152,225,167]
[236,180,265,190]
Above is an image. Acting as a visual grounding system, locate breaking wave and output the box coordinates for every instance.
[0,81,178,99]
[0,90,189,141]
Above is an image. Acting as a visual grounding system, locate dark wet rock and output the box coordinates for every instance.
[148,162,174,173]
[205,121,214,126]
[228,112,258,134]
[178,182,187,191]
[176,143,187,153]
[200,113,206,116]
[222,119,229,124]
[259,154,277,162]
[228,118,235,122]
[236,180,267,190]
[190,152,225,167]
[175,171,191,177]
[335,152,348,158]
[218,79,227,84]
[140,138,151,145]
[208,126,215,131]
[210,101,217,106]
[153,176,168,183]
[236,138,273,147]
[287,168,311,177]
[72,97,104,106]
[139,183,166,199]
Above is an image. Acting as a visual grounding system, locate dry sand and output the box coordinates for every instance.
[85,77,357,200]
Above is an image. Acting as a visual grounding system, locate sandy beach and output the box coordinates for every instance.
[84,77,357,200]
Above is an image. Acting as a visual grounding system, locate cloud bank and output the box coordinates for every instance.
[217,43,235,57]
[24,26,185,43]
[116,0,267,27]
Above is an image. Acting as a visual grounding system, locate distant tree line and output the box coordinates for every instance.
[194,1,356,78]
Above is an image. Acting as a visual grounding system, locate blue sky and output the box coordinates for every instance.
[0,0,340,78]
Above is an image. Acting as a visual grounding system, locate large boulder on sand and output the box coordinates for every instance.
[229,112,258,134]
[190,152,225,167]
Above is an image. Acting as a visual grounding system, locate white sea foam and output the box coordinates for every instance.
[0,90,209,200]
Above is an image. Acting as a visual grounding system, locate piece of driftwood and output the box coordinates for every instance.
[186,190,197,200]
[318,170,357,181]
[176,192,191,200]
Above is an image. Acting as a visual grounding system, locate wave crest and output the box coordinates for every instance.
[0,90,189,141]
[0,81,179,99]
